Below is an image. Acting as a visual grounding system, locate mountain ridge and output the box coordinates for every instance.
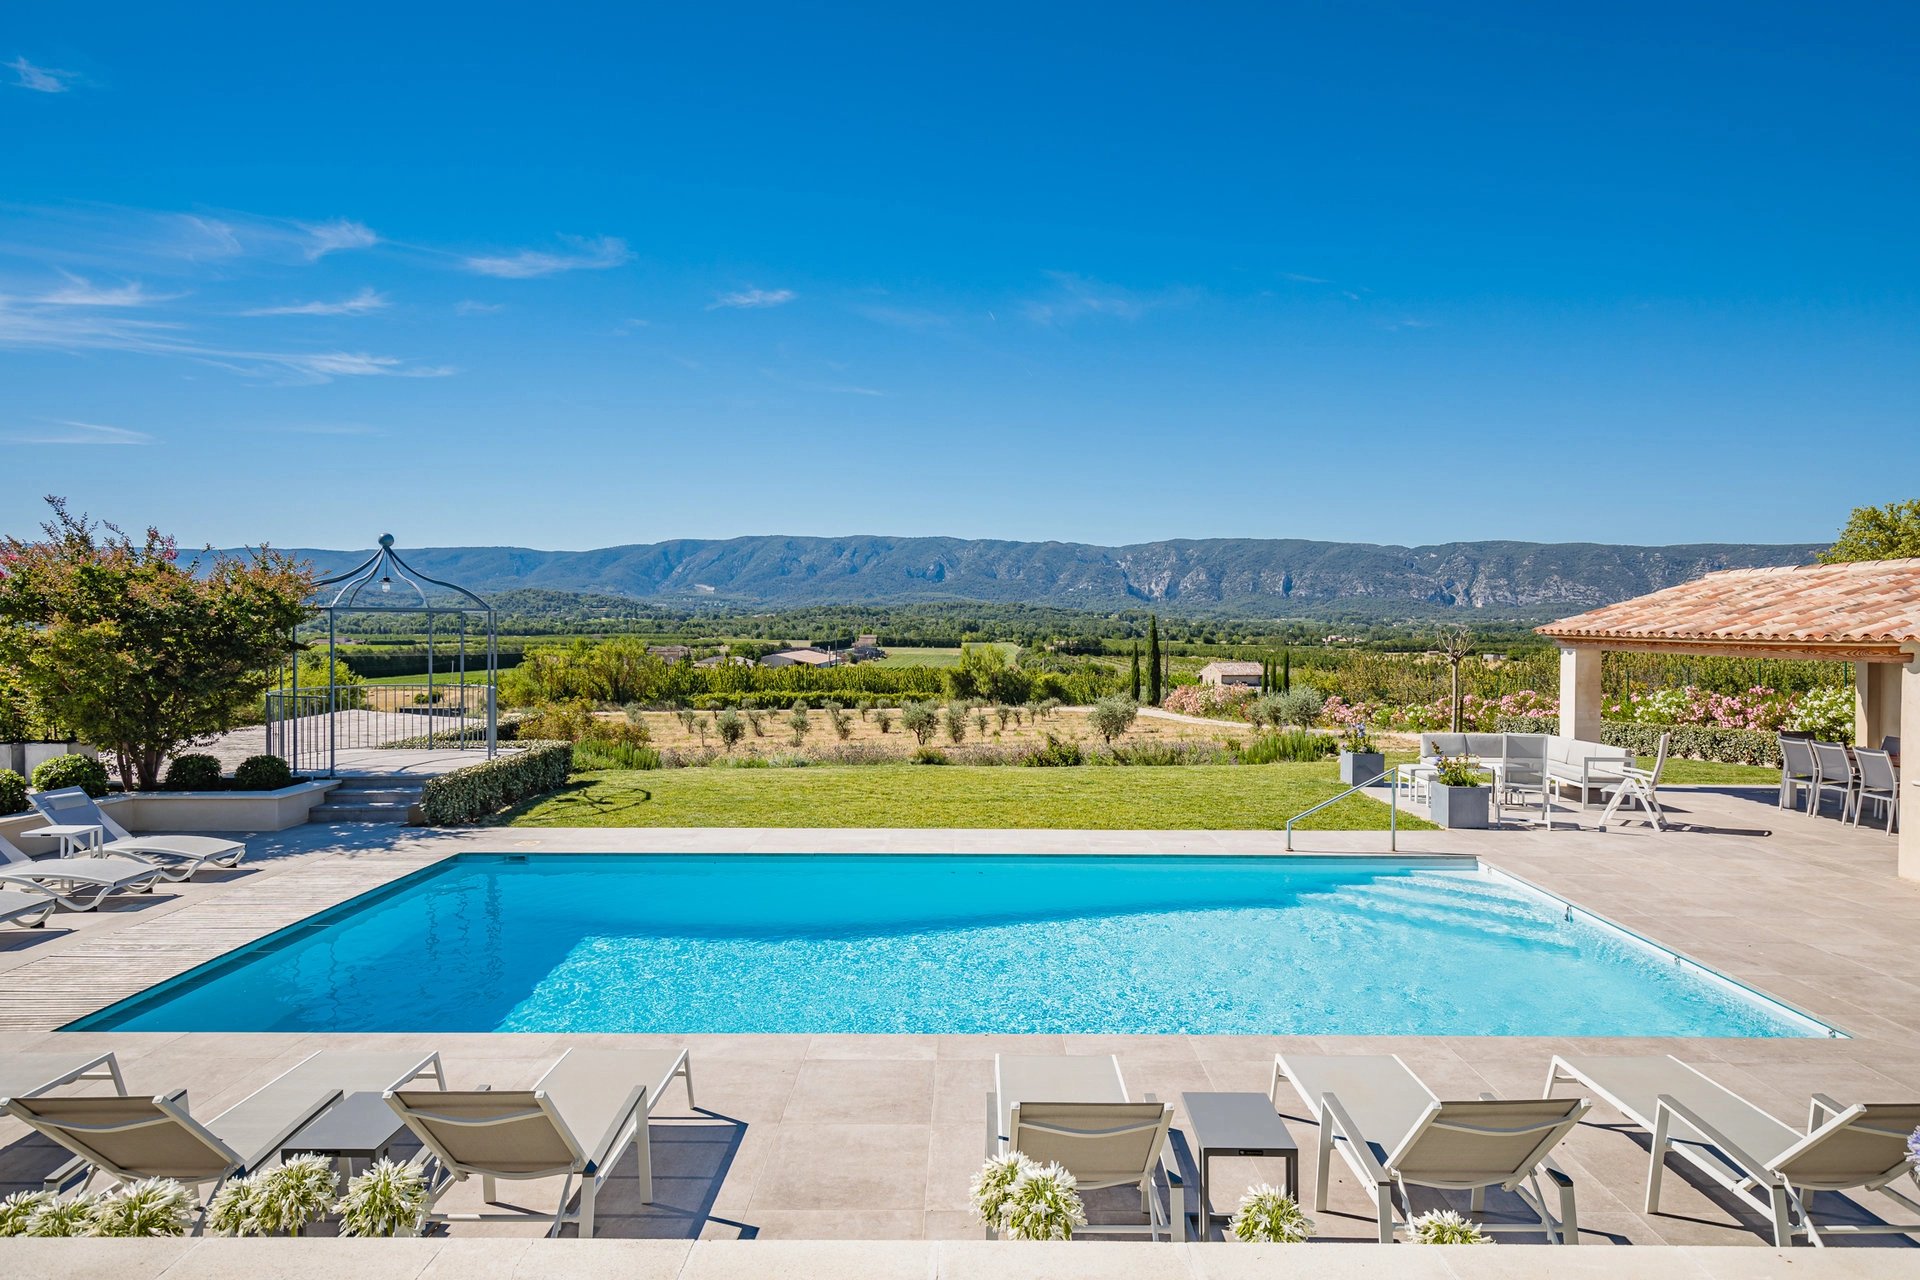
[247,534,1824,616]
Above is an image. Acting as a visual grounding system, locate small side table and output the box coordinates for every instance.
[280,1091,410,1179]
[20,824,105,858]
[1181,1091,1299,1227]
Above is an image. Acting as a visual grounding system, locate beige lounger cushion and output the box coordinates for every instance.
[1774,1104,1920,1186]
[1280,1053,1434,1158]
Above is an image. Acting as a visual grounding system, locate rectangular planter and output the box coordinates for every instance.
[1339,751,1386,786]
[108,782,340,834]
[1429,782,1491,829]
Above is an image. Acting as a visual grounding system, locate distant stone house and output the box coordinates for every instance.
[759,647,841,669]
[1197,660,1264,689]
[648,645,693,663]
[694,653,753,669]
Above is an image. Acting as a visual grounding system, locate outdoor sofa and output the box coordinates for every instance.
[1418,732,1632,808]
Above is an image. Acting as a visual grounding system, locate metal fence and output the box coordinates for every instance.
[263,682,496,776]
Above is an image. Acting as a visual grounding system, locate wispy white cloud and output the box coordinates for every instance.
[462,235,631,279]
[28,274,175,307]
[7,57,73,93]
[709,287,796,310]
[454,299,505,315]
[300,219,378,259]
[3,419,151,446]
[1022,271,1188,326]
[0,295,452,384]
[242,287,388,317]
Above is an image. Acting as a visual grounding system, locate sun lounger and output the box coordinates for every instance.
[1546,1054,1920,1246]
[1274,1051,1587,1243]
[4,1048,443,1216]
[31,786,246,876]
[386,1046,693,1239]
[0,885,57,929]
[0,832,166,911]
[989,1054,1183,1240]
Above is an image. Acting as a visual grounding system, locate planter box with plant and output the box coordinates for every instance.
[1337,726,1385,786]
[1428,755,1491,829]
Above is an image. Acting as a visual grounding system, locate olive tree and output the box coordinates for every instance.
[715,708,746,752]
[0,499,311,790]
[786,704,811,746]
[901,699,938,745]
[1089,695,1138,745]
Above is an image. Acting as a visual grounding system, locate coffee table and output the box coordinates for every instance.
[19,823,105,858]
[280,1090,410,1177]
[1180,1091,1299,1226]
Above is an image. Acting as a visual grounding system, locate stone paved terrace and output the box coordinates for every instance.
[1,785,1917,1254]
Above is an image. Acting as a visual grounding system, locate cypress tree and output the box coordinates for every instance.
[1129,644,1142,701]
[1146,615,1162,706]
[1282,648,1292,693]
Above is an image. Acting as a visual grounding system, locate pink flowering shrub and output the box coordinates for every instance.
[1323,689,1558,733]
[1160,684,1258,720]
[1605,685,1793,732]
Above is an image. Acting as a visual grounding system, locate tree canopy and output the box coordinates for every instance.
[1819,499,1920,563]
[0,499,311,789]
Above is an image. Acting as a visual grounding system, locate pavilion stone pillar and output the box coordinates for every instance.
[1557,646,1604,741]
[1900,648,1919,882]
[1856,660,1901,752]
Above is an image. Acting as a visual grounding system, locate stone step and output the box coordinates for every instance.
[323,786,424,803]
[310,800,423,824]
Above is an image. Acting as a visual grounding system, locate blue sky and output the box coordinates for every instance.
[3,2,1914,552]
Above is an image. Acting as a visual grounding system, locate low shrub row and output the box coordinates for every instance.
[1492,716,1783,767]
[0,770,26,815]
[419,741,572,825]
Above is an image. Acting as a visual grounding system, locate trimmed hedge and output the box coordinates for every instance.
[419,741,572,825]
[163,754,224,791]
[0,769,26,815]
[30,753,110,797]
[1493,716,1782,767]
[234,754,295,790]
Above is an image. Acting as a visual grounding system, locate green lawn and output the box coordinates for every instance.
[1642,758,1777,785]
[496,761,1432,831]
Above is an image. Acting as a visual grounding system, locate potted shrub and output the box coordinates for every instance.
[1337,725,1385,785]
[1428,754,1491,829]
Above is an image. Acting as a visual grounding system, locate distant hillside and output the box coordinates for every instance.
[251,535,1822,617]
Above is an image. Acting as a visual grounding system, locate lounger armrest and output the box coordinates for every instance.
[1318,1091,1390,1187]
[985,1089,999,1159]
[1808,1093,1846,1131]
[1653,1094,1774,1182]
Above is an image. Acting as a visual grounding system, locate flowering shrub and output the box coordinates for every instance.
[1230,1184,1315,1243]
[1161,683,1259,720]
[1409,1208,1491,1244]
[970,1153,1088,1240]
[1606,684,1851,741]
[1784,686,1854,739]
[1321,690,1555,733]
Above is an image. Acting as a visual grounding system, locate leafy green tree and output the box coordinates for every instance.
[1089,695,1138,745]
[1819,499,1920,562]
[944,700,968,744]
[1146,615,1162,706]
[715,709,745,752]
[0,500,310,790]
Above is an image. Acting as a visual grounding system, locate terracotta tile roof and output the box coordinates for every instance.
[1538,558,1920,651]
[1199,660,1264,675]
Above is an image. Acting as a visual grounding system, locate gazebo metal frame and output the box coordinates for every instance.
[270,535,497,777]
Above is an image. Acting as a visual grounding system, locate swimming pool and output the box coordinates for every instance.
[71,854,1834,1037]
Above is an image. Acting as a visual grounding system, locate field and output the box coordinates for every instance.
[868,643,1020,668]
[496,761,1431,831]
[626,704,1253,756]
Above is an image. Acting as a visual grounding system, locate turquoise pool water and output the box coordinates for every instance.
[71,855,1832,1037]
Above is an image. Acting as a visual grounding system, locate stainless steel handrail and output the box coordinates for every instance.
[1284,764,1401,852]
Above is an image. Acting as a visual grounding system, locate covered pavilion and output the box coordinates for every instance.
[1538,557,1919,877]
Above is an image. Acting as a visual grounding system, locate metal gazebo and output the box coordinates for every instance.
[265,534,498,777]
